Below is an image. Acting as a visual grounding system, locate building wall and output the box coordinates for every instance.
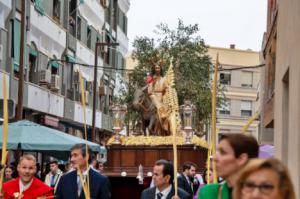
[259,0,277,145]
[275,0,300,197]
[207,47,261,139]
[0,0,130,139]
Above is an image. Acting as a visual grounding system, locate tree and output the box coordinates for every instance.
[118,19,218,135]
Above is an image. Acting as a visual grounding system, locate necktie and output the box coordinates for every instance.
[157,192,163,199]
[78,174,87,196]
[50,175,56,187]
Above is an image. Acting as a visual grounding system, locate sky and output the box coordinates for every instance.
[127,0,267,52]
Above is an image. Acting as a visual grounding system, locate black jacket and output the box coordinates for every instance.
[178,174,193,199]
[55,169,111,199]
[141,185,190,199]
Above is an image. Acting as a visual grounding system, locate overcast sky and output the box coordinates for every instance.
[127,0,267,52]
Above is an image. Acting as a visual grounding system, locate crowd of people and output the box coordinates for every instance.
[143,133,295,199]
[0,143,110,199]
[0,133,296,199]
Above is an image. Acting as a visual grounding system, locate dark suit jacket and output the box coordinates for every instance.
[55,169,111,199]
[141,185,190,199]
[178,174,193,198]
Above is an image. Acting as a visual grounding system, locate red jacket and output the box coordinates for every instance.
[3,177,53,199]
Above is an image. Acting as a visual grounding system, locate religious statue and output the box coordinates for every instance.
[133,60,181,136]
[147,63,170,135]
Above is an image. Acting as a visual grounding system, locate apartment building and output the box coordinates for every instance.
[266,0,300,197]
[207,46,261,139]
[259,0,277,145]
[0,0,130,144]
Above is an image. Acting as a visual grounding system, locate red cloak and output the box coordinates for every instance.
[3,177,53,199]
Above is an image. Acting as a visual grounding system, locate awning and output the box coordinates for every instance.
[29,47,38,57]
[51,61,60,69]
[0,120,104,160]
[66,55,76,64]
[34,0,45,16]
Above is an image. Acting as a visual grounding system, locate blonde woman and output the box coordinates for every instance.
[233,158,295,199]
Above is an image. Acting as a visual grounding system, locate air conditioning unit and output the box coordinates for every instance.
[99,85,107,96]
[39,70,51,83]
[51,75,60,90]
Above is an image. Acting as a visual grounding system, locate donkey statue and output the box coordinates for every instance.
[132,86,157,136]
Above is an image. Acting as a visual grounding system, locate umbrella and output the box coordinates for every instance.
[259,144,274,158]
[0,120,105,159]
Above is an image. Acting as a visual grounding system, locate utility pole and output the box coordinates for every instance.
[16,0,26,120]
[92,42,119,142]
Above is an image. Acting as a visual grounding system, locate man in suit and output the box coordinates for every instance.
[141,159,190,199]
[55,144,111,199]
[178,162,197,199]
[44,160,63,192]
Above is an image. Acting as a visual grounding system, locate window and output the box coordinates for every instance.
[219,72,231,85]
[241,100,252,117]
[241,71,253,88]
[69,0,77,36]
[87,26,91,49]
[53,0,60,22]
[218,100,231,115]
[51,55,59,75]
[76,16,81,40]
[12,19,21,72]
[28,44,38,83]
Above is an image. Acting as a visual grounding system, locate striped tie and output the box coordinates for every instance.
[157,192,163,199]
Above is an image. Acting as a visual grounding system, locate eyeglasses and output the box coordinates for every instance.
[242,181,275,195]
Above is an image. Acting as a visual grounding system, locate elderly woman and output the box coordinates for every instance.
[233,158,295,199]
[198,133,259,199]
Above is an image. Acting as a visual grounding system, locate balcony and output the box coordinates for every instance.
[64,99,104,129]
[75,41,104,82]
[29,4,66,57]
[118,0,130,13]
[101,113,112,131]
[10,77,64,117]
[0,0,11,29]
[117,26,129,57]
[79,0,105,31]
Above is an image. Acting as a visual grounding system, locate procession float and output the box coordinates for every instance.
[104,62,208,198]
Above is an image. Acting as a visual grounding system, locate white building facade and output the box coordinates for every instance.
[0,0,130,144]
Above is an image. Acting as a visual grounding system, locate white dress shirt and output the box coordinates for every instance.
[19,179,33,193]
[155,185,172,199]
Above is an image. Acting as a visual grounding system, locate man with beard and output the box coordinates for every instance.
[178,162,198,199]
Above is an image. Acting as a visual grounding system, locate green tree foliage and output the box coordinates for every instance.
[119,19,218,133]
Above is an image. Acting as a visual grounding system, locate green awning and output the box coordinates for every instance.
[0,120,104,160]
[29,47,38,57]
[34,0,45,16]
[66,55,76,64]
[51,61,60,69]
